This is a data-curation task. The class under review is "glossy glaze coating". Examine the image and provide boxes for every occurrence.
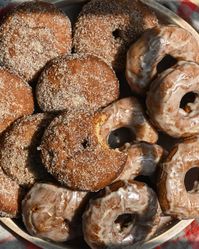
[126,25,199,95]
[157,137,199,219]
[22,183,89,242]
[83,180,160,249]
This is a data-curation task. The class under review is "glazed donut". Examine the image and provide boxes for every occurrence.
[41,111,127,191]
[157,137,199,219]
[73,0,158,71]
[36,54,119,113]
[22,183,89,242]
[0,114,54,188]
[0,167,23,218]
[95,97,158,147]
[0,1,72,82]
[146,61,199,138]
[83,180,160,249]
[0,66,34,134]
[116,142,163,181]
[126,25,199,95]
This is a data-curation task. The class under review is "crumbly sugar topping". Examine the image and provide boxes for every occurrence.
[0,1,72,81]
[0,66,34,133]
[0,166,22,217]
[0,113,54,187]
[36,54,119,113]
[74,0,158,69]
[41,111,126,191]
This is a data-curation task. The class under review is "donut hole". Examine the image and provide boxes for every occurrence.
[156,55,177,74]
[108,127,135,149]
[81,138,90,149]
[180,92,198,113]
[112,29,122,40]
[184,167,199,193]
[114,213,136,232]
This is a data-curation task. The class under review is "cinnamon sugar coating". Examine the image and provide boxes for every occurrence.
[0,1,72,82]
[73,0,158,71]
[36,54,119,113]
[0,167,23,218]
[83,180,160,249]
[41,111,127,191]
[22,183,89,242]
[0,114,54,188]
[0,66,34,134]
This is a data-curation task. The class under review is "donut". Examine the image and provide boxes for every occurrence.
[95,97,158,147]
[22,183,89,242]
[83,180,160,249]
[0,114,54,188]
[126,25,199,95]
[0,167,23,218]
[41,111,127,191]
[157,137,199,219]
[36,54,119,113]
[0,1,72,82]
[116,142,163,181]
[73,0,158,71]
[0,66,34,134]
[146,61,199,138]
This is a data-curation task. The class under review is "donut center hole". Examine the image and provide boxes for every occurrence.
[112,29,122,39]
[81,138,90,149]
[157,55,177,73]
[180,92,198,113]
[108,127,135,149]
[115,214,135,232]
[184,167,199,193]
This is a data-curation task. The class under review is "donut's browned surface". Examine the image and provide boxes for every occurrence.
[146,61,199,138]
[0,67,34,134]
[0,114,55,188]
[36,54,119,113]
[126,25,199,95]
[41,112,127,191]
[95,97,158,146]
[73,0,158,71]
[0,1,72,82]
[0,167,23,218]
[157,137,199,219]
[83,180,160,249]
[22,183,89,242]
[116,143,163,181]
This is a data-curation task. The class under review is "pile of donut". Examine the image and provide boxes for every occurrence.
[0,0,199,248]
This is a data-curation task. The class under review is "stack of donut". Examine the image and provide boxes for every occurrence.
[0,0,198,249]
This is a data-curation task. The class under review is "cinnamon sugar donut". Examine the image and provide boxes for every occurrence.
[0,1,72,82]
[22,183,89,242]
[83,180,160,249]
[126,25,199,95]
[41,111,127,191]
[0,167,23,218]
[0,114,54,188]
[146,61,199,138]
[157,137,199,219]
[95,97,158,147]
[73,0,158,71]
[0,66,34,134]
[36,54,119,113]
[116,143,163,181]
